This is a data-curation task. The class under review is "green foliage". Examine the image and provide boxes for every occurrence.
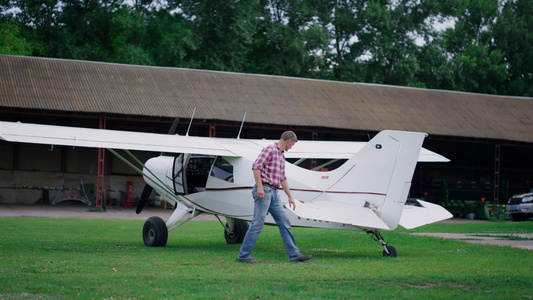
[0,22,33,55]
[416,40,456,90]
[491,0,533,97]
[179,0,261,72]
[452,41,509,94]
[0,217,532,298]
[2,0,532,96]
[145,9,197,68]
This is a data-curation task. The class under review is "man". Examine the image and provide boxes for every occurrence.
[237,131,312,263]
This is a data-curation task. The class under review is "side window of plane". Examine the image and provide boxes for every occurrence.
[210,156,234,183]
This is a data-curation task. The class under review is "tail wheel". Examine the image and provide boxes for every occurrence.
[383,245,397,257]
[143,216,168,247]
[224,219,249,244]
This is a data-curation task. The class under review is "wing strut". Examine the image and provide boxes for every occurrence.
[237,111,247,139]
[186,107,196,136]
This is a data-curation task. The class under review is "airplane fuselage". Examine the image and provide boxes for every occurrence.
[143,151,384,231]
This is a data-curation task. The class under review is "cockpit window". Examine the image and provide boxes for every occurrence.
[210,157,234,182]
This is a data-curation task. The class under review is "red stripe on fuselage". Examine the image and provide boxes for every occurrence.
[205,186,386,196]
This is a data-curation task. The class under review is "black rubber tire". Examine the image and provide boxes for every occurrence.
[383,245,398,257]
[510,214,530,222]
[224,219,249,244]
[143,216,168,247]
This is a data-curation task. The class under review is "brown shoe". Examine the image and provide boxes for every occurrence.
[291,254,312,262]
[238,258,259,264]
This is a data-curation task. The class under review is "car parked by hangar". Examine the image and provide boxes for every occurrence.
[507,188,533,221]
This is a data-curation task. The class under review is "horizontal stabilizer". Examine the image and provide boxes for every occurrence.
[399,200,453,230]
[290,201,390,231]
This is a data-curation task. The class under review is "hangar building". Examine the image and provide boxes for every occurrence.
[1,55,532,215]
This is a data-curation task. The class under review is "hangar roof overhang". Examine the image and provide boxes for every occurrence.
[1,55,532,143]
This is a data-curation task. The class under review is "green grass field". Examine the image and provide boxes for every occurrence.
[0,217,532,299]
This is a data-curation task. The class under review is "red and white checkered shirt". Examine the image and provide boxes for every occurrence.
[252,143,286,187]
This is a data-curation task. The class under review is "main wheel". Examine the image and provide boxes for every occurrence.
[224,219,249,244]
[510,214,529,222]
[383,245,397,257]
[143,216,168,247]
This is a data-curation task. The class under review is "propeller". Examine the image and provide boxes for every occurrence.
[136,184,154,214]
[136,117,180,214]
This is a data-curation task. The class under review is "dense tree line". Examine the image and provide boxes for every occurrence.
[1,0,532,97]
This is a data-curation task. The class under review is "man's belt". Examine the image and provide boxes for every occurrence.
[262,182,278,190]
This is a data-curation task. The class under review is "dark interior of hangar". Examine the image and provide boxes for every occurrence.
[1,109,532,216]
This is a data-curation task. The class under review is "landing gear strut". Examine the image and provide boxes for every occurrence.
[366,230,397,257]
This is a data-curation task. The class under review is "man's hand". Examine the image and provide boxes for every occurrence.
[288,197,296,210]
[257,186,265,199]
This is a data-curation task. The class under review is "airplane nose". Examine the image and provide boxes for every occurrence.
[142,156,172,183]
[143,157,157,177]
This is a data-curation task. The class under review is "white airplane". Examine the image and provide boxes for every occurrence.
[0,120,452,257]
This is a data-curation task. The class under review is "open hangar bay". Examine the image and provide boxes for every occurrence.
[0,55,532,219]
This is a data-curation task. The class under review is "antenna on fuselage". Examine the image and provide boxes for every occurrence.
[237,111,247,139]
[186,107,196,137]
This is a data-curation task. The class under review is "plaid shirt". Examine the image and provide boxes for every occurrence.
[252,143,286,187]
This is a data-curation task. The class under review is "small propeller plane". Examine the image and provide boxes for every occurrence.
[0,120,452,257]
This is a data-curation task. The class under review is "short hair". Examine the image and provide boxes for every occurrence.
[280,131,298,142]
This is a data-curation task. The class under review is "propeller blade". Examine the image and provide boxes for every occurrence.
[168,117,180,135]
[161,117,180,157]
[136,184,153,214]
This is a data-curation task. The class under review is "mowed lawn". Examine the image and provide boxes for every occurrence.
[0,217,532,299]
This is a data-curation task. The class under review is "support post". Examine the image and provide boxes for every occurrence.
[493,144,500,219]
[209,122,216,137]
[96,114,106,211]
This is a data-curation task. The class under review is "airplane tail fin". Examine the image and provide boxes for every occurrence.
[292,130,430,230]
[372,131,428,230]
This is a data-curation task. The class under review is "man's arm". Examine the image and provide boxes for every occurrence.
[253,169,265,199]
[281,180,296,210]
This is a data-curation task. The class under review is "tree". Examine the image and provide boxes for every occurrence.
[0,22,33,55]
[109,6,153,65]
[492,0,533,96]
[452,41,508,94]
[353,0,429,86]
[48,0,117,61]
[144,9,197,68]
[418,0,509,94]
[310,0,364,81]
[416,39,455,90]
[245,0,327,77]
[7,0,63,56]
[178,0,261,72]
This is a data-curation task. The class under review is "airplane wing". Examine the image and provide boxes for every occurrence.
[0,121,447,162]
[0,121,239,157]
[399,200,453,229]
[290,200,391,231]
[252,140,449,162]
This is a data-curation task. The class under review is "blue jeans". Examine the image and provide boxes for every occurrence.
[238,185,301,260]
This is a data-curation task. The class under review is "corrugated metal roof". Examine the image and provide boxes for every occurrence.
[1,55,532,143]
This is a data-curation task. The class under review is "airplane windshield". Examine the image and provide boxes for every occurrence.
[186,155,215,193]
[210,157,234,182]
